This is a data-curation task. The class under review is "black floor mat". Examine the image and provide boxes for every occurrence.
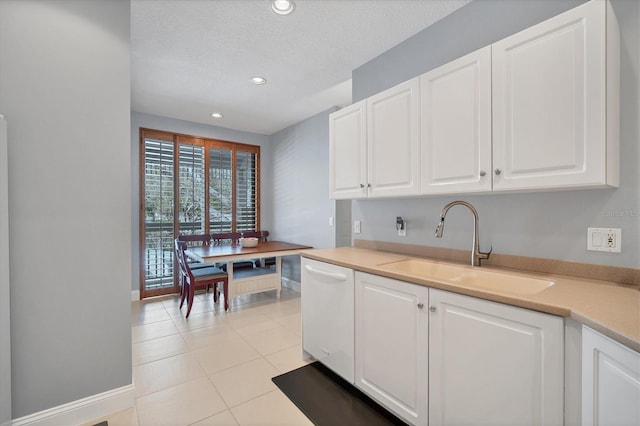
[272,362,407,426]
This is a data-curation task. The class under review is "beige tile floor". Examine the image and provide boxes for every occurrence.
[84,288,313,426]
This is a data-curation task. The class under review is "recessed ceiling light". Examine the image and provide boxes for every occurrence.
[250,76,267,85]
[271,0,295,16]
[210,112,223,119]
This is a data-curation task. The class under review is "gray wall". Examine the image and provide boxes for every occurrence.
[130,112,271,293]
[350,0,639,269]
[267,107,339,282]
[335,199,352,248]
[0,0,132,419]
[353,0,587,99]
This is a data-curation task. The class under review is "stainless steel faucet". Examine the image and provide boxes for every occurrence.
[435,201,492,266]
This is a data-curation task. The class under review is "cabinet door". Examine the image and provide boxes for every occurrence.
[329,101,367,199]
[421,46,492,194]
[582,326,640,426]
[367,78,421,198]
[301,258,355,382]
[429,289,564,426]
[492,0,618,191]
[355,272,428,425]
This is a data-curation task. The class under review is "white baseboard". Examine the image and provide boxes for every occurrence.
[131,290,140,301]
[10,384,134,426]
[281,277,301,292]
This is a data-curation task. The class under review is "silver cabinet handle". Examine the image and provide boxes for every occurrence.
[417,302,424,309]
[494,168,502,176]
[429,306,437,313]
[479,170,486,177]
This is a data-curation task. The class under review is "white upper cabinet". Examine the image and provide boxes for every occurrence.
[329,79,420,199]
[329,101,367,199]
[492,0,619,191]
[330,0,619,198]
[367,78,421,198]
[421,46,492,194]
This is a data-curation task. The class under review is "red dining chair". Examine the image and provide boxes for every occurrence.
[210,232,241,245]
[211,232,254,271]
[240,230,268,239]
[242,230,274,268]
[175,239,229,316]
[177,233,212,269]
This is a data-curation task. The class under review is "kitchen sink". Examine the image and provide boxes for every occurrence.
[376,259,468,281]
[377,259,554,295]
[448,270,555,295]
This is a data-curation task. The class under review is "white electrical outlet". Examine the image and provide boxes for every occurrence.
[398,224,406,237]
[329,216,334,227]
[587,227,621,253]
[354,220,361,234]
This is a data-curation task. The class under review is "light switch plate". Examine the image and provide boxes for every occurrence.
[354,220,361,234]
[587,227,621,253]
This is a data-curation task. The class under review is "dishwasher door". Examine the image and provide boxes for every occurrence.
[301,257,354,383]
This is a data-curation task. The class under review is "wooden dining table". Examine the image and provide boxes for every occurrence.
[185,241,311,308]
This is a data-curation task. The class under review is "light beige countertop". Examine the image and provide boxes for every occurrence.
[301,247,640,353]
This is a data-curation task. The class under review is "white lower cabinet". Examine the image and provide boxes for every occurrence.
[301,258,355,383]
[305,264,570,426]
[428,288,564,426]
[355,272,429,425]
[582,326,640,426]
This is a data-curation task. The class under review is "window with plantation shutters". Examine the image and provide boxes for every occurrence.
[139,129,260,298]
[236,150,258,232]
[209,147,233,233]
[179,144,205,235]
[143,136,175,293]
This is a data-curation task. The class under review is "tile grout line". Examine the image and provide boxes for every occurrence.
[130,290,305,425]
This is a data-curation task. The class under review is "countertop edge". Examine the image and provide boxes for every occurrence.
[300,248,640,353]
[570,311,640,353]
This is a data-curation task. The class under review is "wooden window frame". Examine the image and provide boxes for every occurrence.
[139,128,261,299]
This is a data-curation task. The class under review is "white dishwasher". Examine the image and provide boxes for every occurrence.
[301,257,354,383]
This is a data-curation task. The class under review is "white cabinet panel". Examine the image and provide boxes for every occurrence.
[492,0,619,191]
[582,326,640,426]
[421,46,492,194]
[355,272,428,425]
[329,79,420,200]
[367,78,421,198]
[329,101,367,199]
[301,258,354,382]
[429,289,564,426]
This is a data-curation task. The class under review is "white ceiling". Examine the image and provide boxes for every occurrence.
[131,0,471,135]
